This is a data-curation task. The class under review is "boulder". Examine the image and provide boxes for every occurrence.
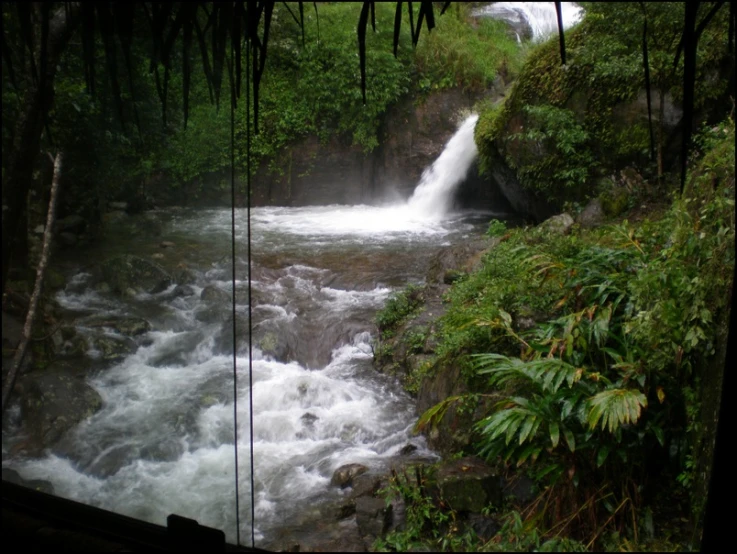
[92,335,137,363]
[17,371,103,450]
[100,255,172,295]
[330,463,368,489]
[355,496,392,538]
[433,456,501,513]
[538,213,574,235]
[577,198,605,228]
[200,285,231,304]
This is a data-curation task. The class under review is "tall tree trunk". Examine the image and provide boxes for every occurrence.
[2,5,79,298]
[2,152,63,413]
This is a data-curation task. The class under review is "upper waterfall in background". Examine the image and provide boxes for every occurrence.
[472,2,583,42]
[406,114,480,219]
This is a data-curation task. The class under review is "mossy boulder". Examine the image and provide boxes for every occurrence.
[100,255,172,295]
[17,371,103,451]
[432,456,501,513]
[600,187,630,217]
[475,6,731,220]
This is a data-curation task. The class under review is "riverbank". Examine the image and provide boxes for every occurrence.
[370,117,734,551]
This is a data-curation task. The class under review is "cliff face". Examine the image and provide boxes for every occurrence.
[249,86,511,210]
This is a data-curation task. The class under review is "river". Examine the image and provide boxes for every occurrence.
[2,114,515,548]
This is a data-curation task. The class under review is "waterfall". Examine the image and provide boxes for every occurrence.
[406,113,479,219]
[472,2,583,41]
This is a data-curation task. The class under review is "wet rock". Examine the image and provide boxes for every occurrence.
[201,285,231,304]
[539,212,574,235]
[92,335,137,363]
[355,496,392,538]
[80,315,151,337]
[172,267,197,286]
[300,412,319,427]
[111,317,151,337]
[3,468,55,495]
[160,241,175,248]
[172,284,195,298]
[427,238,492,286]
[399,443,418,456]
[100,255,172,295]
[434,456,501,513]
[17,371,103,450]
[148,331,204,367]
[213,313,250,354]
[331,463,369,489]
[350,474,382,500]
[56,334,89,360]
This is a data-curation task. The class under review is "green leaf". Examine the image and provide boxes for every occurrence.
[549,421,560,448]
[596,445,610,467]
[562,426,576,452]
[586,389,648,433]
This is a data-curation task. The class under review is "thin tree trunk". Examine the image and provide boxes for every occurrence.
[2,152,63,413]
[2,5,79,298]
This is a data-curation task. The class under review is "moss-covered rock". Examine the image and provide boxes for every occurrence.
[100,255,172,295]
[17,371,103,452]
[475,4,733,220]
[432,456,501,513]
[600,187,630,217]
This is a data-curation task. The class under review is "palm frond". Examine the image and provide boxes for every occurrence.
[586,388,648,433]
[474,353,582,393]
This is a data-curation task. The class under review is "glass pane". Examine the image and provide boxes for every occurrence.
[3,197,244,542]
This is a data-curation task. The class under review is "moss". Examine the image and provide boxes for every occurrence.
[600,187,629,217]
[475,6,731,211]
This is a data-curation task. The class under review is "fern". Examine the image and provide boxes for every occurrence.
[586,388,647,433]
[473,353,582,393]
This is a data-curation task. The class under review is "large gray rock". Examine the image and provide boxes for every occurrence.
[355,496,392,539]
[17,371,103,450]
[100,255,172,295]
[538,213,575,235]
[331,463,369,489]
[577,198,605,228]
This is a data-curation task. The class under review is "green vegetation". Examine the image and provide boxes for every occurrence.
[3,2,524,218]
[375,284,425,339]
[475,2,733,210]
[409,116,734,549]
[414,4,523,93]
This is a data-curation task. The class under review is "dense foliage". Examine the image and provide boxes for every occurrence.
[475,2,733,210]
[402,117,734,550]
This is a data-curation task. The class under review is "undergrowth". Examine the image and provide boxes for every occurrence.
[412,117,734,550]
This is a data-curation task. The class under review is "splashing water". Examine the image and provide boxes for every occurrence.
[473,2,583,42]
[406,114,480,219]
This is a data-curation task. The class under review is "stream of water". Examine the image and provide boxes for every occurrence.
[3,115,511,547]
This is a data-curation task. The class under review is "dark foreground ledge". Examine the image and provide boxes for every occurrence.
[2,480,264,552]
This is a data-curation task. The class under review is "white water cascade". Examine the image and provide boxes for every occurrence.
[406,113,480,219]
[473,2,583,42]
